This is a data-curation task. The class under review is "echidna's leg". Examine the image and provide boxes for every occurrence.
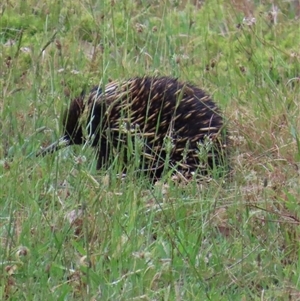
[96,141,111,170]
[96,152,106,169]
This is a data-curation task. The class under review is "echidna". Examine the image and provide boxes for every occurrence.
[38,76,228,178]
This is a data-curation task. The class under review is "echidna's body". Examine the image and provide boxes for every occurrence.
[39,76,228,178]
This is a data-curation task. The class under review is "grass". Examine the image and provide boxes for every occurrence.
[1,0,300,299]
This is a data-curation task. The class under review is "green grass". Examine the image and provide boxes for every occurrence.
[1,0,300,299]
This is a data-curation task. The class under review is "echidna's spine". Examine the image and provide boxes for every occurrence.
[81,76,227,176]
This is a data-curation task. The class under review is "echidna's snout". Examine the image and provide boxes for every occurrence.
[37,93,86,158]
[36,136,70,157]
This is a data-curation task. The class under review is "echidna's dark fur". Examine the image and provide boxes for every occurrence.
[40,76,228,178]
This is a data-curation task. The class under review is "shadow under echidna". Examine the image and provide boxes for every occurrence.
[37,76,228,179]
